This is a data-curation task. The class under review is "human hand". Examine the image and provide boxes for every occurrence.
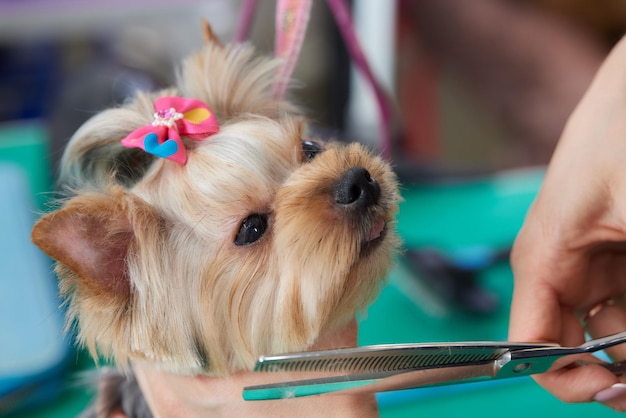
[509,35,626,411]
[127,319,378,418]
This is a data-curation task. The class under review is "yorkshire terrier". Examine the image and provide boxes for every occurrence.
[31,23,400,417]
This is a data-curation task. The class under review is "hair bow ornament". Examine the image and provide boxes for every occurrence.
[121,96,219,164]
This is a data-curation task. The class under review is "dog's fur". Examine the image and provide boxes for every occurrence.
[32,26,400,417]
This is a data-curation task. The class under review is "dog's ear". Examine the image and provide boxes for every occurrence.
[31,190,149,301]
[202,18,222,47]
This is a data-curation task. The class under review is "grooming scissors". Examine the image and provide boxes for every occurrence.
[243,331,626,400]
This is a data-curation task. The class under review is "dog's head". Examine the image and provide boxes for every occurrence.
[32,28,400,376]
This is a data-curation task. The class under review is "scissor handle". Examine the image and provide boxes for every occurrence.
[580,330,626,353]
[499,330,626,378]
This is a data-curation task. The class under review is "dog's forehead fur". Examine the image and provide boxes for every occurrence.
[135,116,303,240]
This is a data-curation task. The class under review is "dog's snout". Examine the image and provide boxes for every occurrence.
[334,167,380,208]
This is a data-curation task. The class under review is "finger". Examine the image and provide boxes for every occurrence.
[508,225,570,344]
[594,382,626,412]
[534,361,620,403]
[586,299,626,412]
[524,311,605,403]
[584,300,626,361]
[508,277,562,343]
[534,300,626,410]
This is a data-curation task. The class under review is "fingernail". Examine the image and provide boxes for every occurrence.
[594,383,626,403]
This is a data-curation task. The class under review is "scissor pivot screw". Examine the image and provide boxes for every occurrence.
[513,363,532,373]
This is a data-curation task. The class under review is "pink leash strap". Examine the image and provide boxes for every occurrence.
[233,0,257,43]
[272,0,313,99]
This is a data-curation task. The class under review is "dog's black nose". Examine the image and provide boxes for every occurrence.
[334,167,380,209]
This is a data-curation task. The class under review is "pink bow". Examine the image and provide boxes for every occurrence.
[121,96,219,164]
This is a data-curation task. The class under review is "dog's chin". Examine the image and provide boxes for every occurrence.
[360,218,388,258]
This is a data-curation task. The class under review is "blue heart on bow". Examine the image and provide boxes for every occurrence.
[143,132,178,159]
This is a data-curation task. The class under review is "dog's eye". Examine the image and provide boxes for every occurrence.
[235,214,268,246]
[302,140,323,161]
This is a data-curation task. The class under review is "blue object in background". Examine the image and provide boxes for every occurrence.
[0,164,70,414]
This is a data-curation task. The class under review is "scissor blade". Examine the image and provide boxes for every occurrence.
[243,361,503,400]
[253,342,544,374]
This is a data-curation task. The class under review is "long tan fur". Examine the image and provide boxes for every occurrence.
[32,29,400,377]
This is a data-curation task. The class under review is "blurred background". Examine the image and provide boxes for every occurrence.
[1,0,625,417]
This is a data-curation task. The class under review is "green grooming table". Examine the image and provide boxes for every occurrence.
[359,169,621,417]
